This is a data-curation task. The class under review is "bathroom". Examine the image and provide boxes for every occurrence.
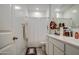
[0,4,79,55]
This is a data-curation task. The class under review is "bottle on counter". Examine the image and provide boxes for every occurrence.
[70,31,73,37]
[60,27,64,36]
[75,32,79,39]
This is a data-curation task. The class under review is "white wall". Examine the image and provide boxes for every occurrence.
[0,5,16,55]
[0,4,27,55]
[0,5,12,31]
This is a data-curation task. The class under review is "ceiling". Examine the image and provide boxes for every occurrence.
[12,4,75,17]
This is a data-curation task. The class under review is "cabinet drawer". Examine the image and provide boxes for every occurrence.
[54,46,64,55]
[53,38,64,51]
[65,44,79,55]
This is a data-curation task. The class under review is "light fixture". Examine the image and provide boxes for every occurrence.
[15,6,21,10]
[55,8,60,12]
[34,12,40,15]
[33,12,41,17]
[36,8,39,10]
[72,9,77,13]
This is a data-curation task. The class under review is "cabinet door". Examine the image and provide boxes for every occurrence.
[53,38,64,51]
[48,42,53,55]
[54,46,64,55]
[65,44,79,55]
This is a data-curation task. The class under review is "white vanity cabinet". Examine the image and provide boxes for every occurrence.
[46,37,53,55]
[65,44,79,55]
[53,38,64,51]
[54,46,64,55]
[46,34,79,55]
[46,36,64,55]
[53,39,64,55]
